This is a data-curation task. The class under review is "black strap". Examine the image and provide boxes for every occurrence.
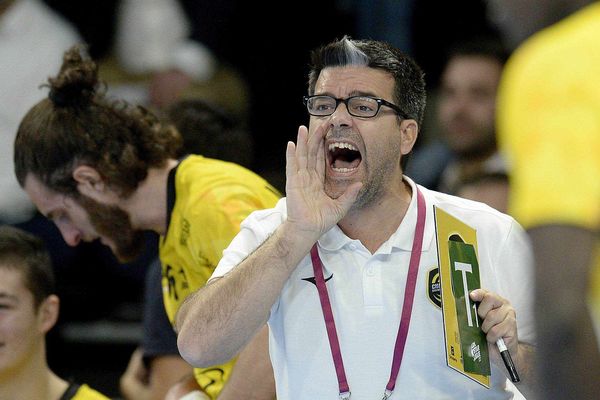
[165,157,187,236]
[59,382,81,400]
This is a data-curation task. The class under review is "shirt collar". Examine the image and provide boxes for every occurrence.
[317,176,435,254]
[384,176,434,253]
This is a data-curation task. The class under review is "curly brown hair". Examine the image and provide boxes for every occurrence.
[14,45,182,198]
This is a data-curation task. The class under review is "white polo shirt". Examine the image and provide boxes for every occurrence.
[212,177,534,400]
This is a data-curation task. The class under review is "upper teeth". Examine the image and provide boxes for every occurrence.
[329,142,358,151]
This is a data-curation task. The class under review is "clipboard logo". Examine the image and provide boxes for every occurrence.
[426,267,442,308]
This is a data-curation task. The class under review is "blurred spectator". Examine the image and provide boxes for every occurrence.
[455,171,509,214]
[44,0,246,125]
[491,0,600,398]
[0,0,81,224]
[115,0,216,109]
[406,36,509,194]
[0,225,109,400]
[167,99,254,168]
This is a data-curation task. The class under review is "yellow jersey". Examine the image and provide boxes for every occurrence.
[159,155,280,398]
[62,383,109,400]
[497,2,600,322]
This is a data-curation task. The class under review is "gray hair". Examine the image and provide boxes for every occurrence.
[307,36,426,125]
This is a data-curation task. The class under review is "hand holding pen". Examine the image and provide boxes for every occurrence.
[469,289,521,382]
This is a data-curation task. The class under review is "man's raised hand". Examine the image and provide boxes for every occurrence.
[285,124,361,239]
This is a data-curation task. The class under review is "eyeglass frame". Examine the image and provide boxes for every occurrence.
[302,95,411,119]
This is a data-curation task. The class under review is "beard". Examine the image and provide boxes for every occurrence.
[445,115,497,159]
[77,195,145,263]
[324,126,402,212]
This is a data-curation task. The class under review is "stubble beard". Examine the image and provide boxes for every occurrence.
[446,116,496,159]
[350,167,384,212]
[325,161,385,214]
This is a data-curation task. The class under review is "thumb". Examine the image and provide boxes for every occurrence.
[469,288,487,303]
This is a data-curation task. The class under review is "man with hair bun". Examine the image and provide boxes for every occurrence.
[14,46,278,399]
[0,225,109,400]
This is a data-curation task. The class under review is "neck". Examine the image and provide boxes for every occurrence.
[0,347,67,400]
[338,178,413,253]
[455,146,497,172]
[122,159,179,235]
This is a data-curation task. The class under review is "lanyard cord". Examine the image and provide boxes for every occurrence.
[310,187,426,399]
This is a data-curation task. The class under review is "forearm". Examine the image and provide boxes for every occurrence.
[176,222,318,366]
[119,348,151,400]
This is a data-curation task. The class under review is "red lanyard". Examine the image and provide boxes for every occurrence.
[310,187,426,400]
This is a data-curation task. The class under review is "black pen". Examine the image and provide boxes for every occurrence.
[496,338,520,382]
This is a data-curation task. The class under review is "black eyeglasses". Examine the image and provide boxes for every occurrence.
[303,95,409,119]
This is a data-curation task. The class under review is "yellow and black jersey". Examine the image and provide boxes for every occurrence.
[60,383,109,400]
[159,155,280,398]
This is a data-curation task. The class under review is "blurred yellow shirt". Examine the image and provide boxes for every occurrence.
[497,2,600,323]
[69,383,109,400]
[159,155,280,398]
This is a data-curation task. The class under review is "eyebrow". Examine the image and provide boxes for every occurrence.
[348,89,379,98]
[44,209,59,221]
[315,90,381,98]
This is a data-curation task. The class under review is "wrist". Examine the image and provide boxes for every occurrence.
[278,220,322,248]
[267,222,321,274]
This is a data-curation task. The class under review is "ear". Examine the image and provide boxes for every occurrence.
[38,295,60,334]
[400,120,419,156]
[73,165,106,199]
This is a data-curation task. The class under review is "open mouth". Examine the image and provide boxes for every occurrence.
[328,142,362,173]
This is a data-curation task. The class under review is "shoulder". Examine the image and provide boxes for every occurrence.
[176,155,281,212]
[70,383,110,400]
[176,155,252,183]
[240,197,288,230]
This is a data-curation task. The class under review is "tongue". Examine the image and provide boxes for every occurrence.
[333,158,361,169]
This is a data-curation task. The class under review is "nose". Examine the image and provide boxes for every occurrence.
[57,223,82,247]
[448,92,471,113]
[329,101,353,128]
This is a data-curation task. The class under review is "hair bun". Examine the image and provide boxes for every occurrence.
[48,45,98,108]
